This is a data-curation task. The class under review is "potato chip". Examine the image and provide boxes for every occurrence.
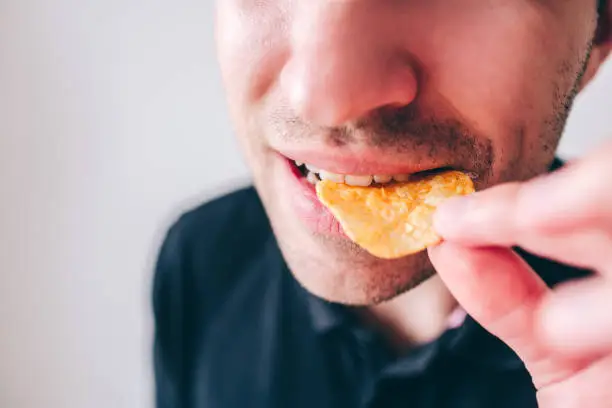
[316,170,475,259]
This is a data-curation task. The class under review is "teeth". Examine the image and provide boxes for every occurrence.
[393,174,411,182]
[305,163,320,173]
[298,161,413,187]
[319,170,345,183]
[345,175,373,187]
[306,171,319,185]
[373,174,393,184]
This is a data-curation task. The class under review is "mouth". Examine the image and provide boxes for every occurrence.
[292,159,461,187]
[277,151,475,238]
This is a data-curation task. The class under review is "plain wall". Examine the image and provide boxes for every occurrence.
[0,2,610,407]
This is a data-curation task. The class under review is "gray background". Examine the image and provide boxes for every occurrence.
[0,1,610,407]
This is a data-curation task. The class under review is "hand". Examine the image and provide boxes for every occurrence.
[428,140,612,407]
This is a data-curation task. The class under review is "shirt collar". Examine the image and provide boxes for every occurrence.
[304,293,348,333]
[299,251,590,376]
[298,246,590,372]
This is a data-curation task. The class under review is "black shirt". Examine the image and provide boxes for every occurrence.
[153,162,588,408]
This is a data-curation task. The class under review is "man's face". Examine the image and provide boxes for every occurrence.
[215,0,601,304]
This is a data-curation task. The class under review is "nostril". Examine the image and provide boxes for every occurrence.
[383,65,419,107]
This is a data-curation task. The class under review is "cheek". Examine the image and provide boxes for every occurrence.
[215,0,291,176]
[413,4,594,180]
[215,1,288,109]
[430,14,563,136]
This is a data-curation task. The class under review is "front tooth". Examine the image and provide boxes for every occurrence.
[295,161,304,167]
[374,174,393,184]
[307,171,319,185]
[319,170,345,183]
[393,174,410,182]
[305,163,320,173]
[345,175,373,187]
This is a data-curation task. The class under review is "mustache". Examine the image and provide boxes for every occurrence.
[272,104,494,171]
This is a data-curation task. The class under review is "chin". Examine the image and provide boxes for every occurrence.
[272,217,436,305]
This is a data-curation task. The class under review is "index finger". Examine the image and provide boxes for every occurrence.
[432,143,612,269]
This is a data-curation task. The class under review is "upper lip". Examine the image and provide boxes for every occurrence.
[277,148,460,176]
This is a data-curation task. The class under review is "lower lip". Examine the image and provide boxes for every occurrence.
[278,155,348,237]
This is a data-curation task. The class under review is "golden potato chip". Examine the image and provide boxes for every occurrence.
[316,171,475,259]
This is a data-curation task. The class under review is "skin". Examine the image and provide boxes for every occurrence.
[215,0,605,304]
[215,0,612,404]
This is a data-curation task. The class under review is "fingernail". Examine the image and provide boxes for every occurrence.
[433,196,473,237]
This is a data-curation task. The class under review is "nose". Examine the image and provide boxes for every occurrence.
[280,2,418,127]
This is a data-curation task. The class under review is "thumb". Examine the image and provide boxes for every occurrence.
[428,243,592,388]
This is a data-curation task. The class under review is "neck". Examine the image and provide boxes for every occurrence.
[357,276,459,354]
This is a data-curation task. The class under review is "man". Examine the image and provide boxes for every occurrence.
[154,1,612,407]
